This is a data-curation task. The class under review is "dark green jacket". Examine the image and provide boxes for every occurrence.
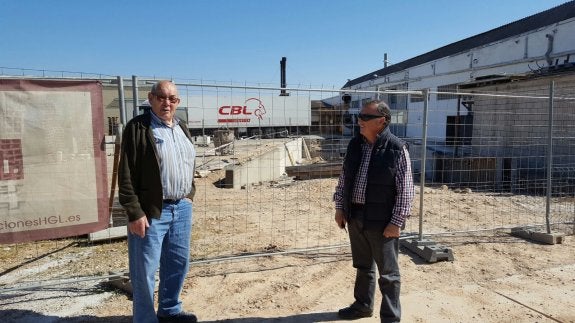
[118,113,196,222]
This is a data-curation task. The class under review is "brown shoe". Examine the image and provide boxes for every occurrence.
[338,305,373,320]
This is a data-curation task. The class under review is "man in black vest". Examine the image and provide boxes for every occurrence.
[334,100,414,322]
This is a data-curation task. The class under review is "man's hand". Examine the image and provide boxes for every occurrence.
[334,209,347,230]
[128,216,149,238]
[383,223,401,238]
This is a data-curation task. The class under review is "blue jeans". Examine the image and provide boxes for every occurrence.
[128,199,193,323]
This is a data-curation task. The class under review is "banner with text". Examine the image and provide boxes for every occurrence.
[0,79,108,243]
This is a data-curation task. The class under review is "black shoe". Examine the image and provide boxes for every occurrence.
[157,311,198,323]
[338,306,373,320]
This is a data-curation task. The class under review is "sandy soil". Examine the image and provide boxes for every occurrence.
[1,143,574,322]
[83,233,574,323]
[5,240,574,323]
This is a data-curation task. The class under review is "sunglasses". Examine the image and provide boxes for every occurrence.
[357,113,385,121]
[154,93,179,104]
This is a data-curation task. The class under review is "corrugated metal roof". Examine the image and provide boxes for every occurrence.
[342,1,575,88]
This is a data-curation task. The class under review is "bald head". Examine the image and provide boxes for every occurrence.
[148,80,180,125]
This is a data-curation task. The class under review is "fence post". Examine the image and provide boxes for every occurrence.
[545,80,554,234]
[419,89,429,241]
[132,75,139,119]
[401,88,454,262]
[117,76,127,125]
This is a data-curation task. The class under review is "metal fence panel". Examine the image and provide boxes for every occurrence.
[0,71,573,293]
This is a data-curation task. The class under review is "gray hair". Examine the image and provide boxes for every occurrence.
[150,82,161,95]
[150,80,176,95]
[365,100,391,122]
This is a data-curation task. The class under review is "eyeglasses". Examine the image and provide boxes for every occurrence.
[153,93,179,103]
[357,113,385,121]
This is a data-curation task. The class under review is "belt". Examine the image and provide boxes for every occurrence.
[163,199,181,204]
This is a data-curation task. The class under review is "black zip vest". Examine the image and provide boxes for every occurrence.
[342,127,406,224]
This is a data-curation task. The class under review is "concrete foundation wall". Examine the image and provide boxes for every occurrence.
[225,138,303,189]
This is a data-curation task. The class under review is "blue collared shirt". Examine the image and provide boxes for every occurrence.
[150,112,196,200]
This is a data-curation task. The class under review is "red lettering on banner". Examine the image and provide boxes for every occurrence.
[218,118,250,123]
[230,106,242,115]
[218,106,253,115]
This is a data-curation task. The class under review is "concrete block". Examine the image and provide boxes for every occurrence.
[88,225,127,242]
[510,227,565,245]
[402,238,454,263]
[225,138,302,189]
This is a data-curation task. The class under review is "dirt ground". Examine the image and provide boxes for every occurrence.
[2,241,574,323]
[1,141,574,322]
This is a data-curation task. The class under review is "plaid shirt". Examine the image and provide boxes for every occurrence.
[334,139,414,227]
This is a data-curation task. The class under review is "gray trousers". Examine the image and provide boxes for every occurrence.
[348,207,401,323]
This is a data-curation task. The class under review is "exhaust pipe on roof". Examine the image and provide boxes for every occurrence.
[280,57,289,96]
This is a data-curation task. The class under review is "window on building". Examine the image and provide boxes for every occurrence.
[391,110,406,124]
[446,114,473,145]
[437,84,459,100]
[383,83,408,109]
[410,92,423,102]
[389,92,397,105]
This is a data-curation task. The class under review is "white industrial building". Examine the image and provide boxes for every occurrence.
[327,1,575,143]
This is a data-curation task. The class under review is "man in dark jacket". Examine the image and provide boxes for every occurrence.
[334,100,414,322]
[119,80,197,323]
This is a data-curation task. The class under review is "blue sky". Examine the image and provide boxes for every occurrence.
[0,0,569,88]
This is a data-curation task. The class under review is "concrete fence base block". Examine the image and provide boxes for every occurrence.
[105,272,132,295]
[510,227,565,245]
[401,238,454,263]
[88,225,127,242]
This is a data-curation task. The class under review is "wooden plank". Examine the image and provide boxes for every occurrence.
[284,143,295,166]
[285,162,343,179]
[302,139,312,159]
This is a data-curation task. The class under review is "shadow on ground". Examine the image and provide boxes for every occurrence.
[0,309,341,323]
[0,310,131,323]
[202,311,339,322]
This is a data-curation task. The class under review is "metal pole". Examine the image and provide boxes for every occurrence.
[117,76,127,125]
[132,75,139,118]
[108,123,123,228]
[455,95,461,156]
[545,81,554,234]
[419,89,429,241]
[114,77,126,209]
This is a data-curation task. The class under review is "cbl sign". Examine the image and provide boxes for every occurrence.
[218,105,251,115]
[218,98,266,122]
